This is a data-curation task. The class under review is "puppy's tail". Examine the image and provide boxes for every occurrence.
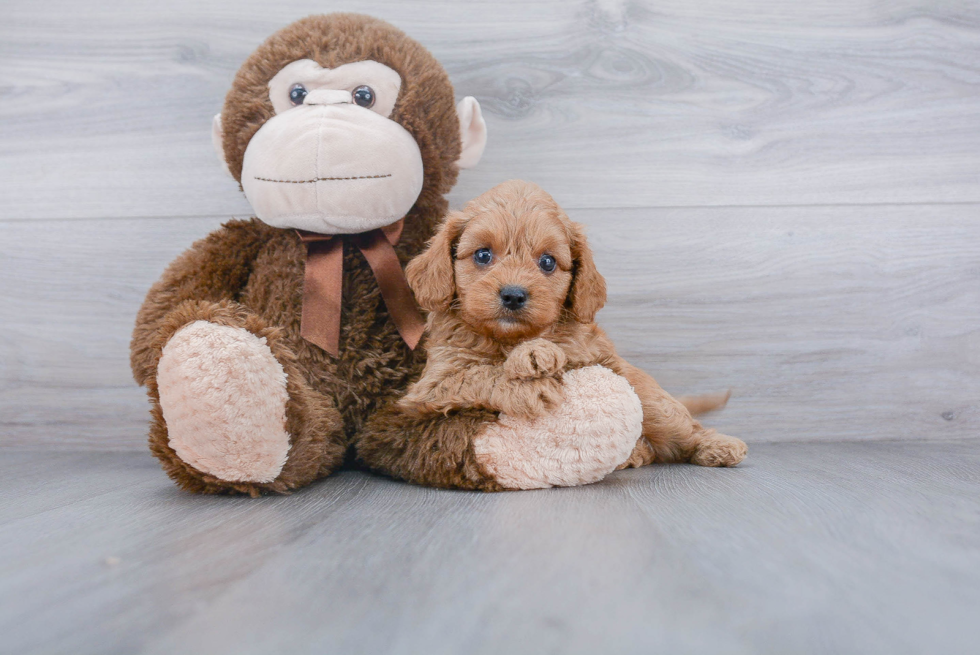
[678,390,731,416]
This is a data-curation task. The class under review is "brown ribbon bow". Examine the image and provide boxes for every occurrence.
[296,219,425,356]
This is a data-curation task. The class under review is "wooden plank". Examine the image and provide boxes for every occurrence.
[0,216,227,449]
[1,0,979,219]
[1,441,979,653]
[0,451,160,526]
[581,205,980,443]
[1,204,976,449]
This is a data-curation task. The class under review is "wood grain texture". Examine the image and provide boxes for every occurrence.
[1,441,978,654]
[0,216,226,449]
[584,205,980,442]
[1,205,977,449]
[1,0,979,219]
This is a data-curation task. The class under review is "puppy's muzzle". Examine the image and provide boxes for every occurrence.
[499,285,528,312]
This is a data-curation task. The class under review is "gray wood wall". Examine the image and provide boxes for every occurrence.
[2,0,978,449]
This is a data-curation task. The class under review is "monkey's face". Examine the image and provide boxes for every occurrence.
[215,16,487,236]
[235,59,423,234]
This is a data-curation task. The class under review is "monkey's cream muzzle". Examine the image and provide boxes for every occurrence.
[213,58,487,236]
[240,101,424,234]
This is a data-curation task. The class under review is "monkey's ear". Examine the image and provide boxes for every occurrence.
[406,212,469,312]
[455,97,487,169]
[211,113,233,178]
[567,221,607,323]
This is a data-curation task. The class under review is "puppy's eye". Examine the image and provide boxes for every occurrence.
[352,85,376,108]
[538,254,557,273]
[473,248,493,266]
[289,84,308,106]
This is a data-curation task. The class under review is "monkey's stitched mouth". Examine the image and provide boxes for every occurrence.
[253,173,392,184]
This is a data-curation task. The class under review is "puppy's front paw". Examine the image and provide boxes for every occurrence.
[493,376,564,419]
[504,338,567,381]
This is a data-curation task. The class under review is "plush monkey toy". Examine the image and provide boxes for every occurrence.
[131,14,489,494]
[131,13,667,495]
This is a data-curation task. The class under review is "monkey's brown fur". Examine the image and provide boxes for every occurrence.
[131,14,476,495]
[358,181,747,487]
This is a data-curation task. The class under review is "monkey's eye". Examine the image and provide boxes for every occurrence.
[352,85,376,108]
[289,84,308,106]
[473,248,493,266]
[538,254,557,273]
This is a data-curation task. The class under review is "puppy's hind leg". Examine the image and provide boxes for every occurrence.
[688,427,748,467]
[617,361,746,468]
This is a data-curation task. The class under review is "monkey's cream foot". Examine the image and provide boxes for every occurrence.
[157,320,291,483]
[689,429,748,467]
[473,366,643,489]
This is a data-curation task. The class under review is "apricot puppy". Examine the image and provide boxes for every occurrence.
[401,180,747,469]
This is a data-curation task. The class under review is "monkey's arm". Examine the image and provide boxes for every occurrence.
[357,402,505,491]
[129,219,271,386]
[363,358,512,491]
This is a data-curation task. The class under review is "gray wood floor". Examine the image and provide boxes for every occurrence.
[2,440,979,654]
[2,1,979,652]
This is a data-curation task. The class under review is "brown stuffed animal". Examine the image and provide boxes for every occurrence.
[130,14,488,495]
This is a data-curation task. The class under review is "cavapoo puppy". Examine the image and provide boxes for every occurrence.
[399,180,747,470]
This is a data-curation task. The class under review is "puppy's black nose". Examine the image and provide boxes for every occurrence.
[499,285,528,311]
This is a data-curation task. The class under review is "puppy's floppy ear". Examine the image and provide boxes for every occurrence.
[407,211,468,312]
[567,221,607,323]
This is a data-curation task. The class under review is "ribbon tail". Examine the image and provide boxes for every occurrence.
[301,238,344,356]
[357,229,426,350]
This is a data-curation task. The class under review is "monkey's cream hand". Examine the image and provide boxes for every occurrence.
[473,366,644,489]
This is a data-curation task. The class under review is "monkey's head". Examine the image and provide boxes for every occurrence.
[212,14,486,235]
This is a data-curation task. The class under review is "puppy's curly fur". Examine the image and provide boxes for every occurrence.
[400,180,747,469]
